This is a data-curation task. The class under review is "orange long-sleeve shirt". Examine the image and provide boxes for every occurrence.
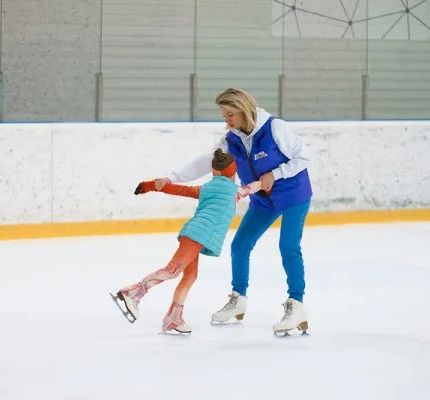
[140,181,201,199]
[138,180,262,202]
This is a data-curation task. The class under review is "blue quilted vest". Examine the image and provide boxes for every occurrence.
[178,176,238,257]
[226,117,312,213]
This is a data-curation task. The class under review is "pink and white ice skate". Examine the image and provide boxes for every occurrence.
[110,281,148,323]
[162,302,192,334]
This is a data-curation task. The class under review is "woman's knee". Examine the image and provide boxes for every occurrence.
[231,239,252,254]
[279,236,302,254]
[231,235,254,255]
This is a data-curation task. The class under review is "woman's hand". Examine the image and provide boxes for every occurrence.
[260,172,275,191]
[154,178,171,190]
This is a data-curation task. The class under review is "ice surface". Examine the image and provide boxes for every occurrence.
[1,222,429,400]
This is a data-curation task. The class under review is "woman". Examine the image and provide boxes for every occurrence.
[155,88,312,335]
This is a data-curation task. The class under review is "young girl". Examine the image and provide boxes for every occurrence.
[112,149,261,334]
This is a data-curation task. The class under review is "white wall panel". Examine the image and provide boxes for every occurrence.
[1,121,429,225]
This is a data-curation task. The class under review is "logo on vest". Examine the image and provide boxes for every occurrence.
[254,151,268,160]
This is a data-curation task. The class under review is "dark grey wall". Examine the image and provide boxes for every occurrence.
[1,0,101,121]
[0,0,429,122]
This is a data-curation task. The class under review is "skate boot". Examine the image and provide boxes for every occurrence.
[211,291,247,324]
[112,280,149,322]
[162,302,192,334]
[273,298,309,337]
[116,290,140,320]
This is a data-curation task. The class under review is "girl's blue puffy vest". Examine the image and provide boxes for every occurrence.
[178,176,238,257]
[226,117,312,213]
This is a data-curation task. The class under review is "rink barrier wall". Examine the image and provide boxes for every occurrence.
[1,209,430,240]
[1,121,430,240]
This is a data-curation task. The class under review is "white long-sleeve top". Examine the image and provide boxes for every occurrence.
[167,108,310,183]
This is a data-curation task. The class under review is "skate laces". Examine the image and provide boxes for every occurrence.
[124,281,148,301]
[220,294,238,312]
[281,301,294,320]
[166,302,185,326]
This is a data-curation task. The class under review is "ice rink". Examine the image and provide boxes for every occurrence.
[1,221,430,400]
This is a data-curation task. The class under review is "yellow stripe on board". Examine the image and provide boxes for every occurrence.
[1,208,430,241]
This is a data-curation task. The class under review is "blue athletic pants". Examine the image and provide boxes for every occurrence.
[231,200,310,302]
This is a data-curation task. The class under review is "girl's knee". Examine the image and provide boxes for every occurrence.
[182,261,198,281]
[185,268,198,282]
[188,272,198,284]
[162,263,182,279]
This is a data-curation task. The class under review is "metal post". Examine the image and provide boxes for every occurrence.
[361,73,368,120]
[95,72,103,122]
[362,0,369,121]
[0,72,4,122]
[189,73,197,121]
[0,0,3,122]
[278,74,285,119]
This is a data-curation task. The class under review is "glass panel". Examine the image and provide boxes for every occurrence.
[276,0,368,120]
[366,0,430,119]
[195,0,282,121]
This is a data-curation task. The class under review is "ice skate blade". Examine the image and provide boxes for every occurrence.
[274,330,309,338]
[158,330,191,337]
[210,320,242,327]
[109,292,136,324]
[174,327,192,334]
[210,313,245,326]
[273,321,309,337]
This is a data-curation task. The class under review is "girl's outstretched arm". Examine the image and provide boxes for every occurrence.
[134,181,201,199]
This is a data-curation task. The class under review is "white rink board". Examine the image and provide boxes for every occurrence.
[1,121,430,224]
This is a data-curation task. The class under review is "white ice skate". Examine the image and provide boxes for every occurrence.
[162,302,192,335]
[211,291,247,324]
[110,291,140,323]
[273,298,309,337]
[163,322,193,335]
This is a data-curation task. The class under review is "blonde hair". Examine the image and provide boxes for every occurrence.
[215,88,258,133]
